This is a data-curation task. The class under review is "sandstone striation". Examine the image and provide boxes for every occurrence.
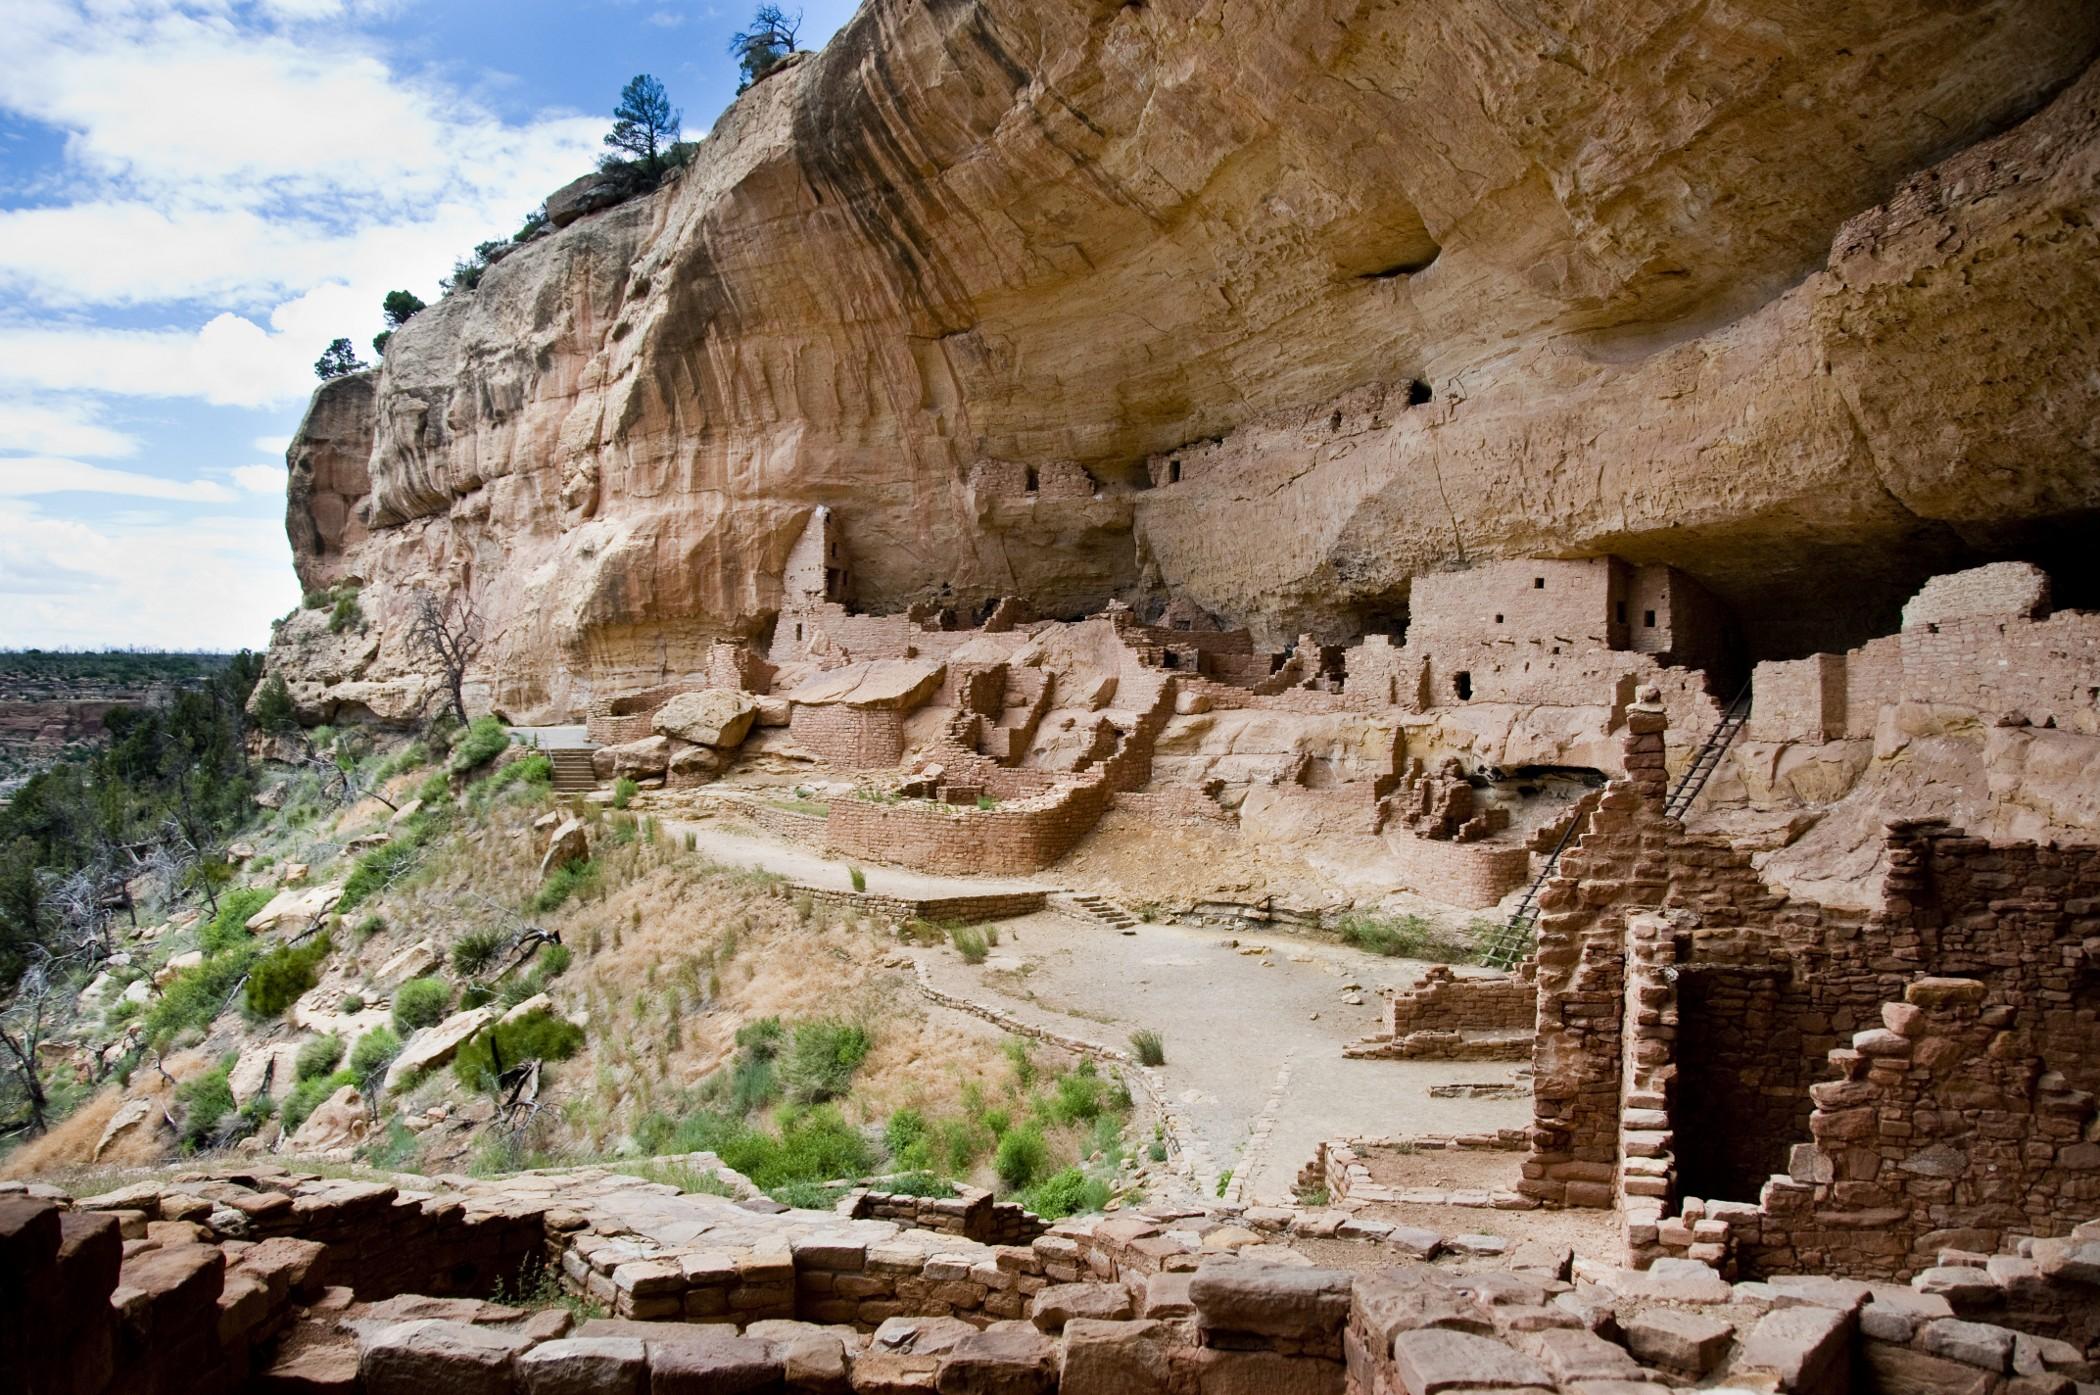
[266,0,2100,724]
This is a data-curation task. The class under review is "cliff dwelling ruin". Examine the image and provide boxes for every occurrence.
[13,0,2100,1392]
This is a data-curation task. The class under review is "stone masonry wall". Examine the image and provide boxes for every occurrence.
[789,704,908,769]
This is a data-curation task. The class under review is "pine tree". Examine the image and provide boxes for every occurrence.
[313,338,367,380]
[605,74,681,177]
[730,5,802,92]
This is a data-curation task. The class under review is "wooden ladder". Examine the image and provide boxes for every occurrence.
[1661,684,1753,822]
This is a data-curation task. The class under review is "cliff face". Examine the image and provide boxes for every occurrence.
[271,0,2100,723]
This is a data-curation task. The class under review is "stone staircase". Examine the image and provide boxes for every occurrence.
[1056,891,1141,932]
[548,748,599,793]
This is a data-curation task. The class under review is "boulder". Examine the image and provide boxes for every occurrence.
[653,690,759,748]
[288,1086,370,1153]
[785,659,944,711]
[541,818,590,880]
[384,1006,499,1088]
[1731,1306,1854,1393]
[389,798,425,825]
[155,951,204,986]
[592,736,669,780]
[246,883,342,932]
[371,939,441,989]
[228,1042,305,1106]
[742,1320,849,1394]
[667,744,722,779]
[753,696,792,728]
[545,167,645,228]
[93,1098,156,1161]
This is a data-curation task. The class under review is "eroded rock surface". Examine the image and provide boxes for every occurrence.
[265,0,2100,722]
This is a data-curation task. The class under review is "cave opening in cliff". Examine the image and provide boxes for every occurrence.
[1406,380,1432,405]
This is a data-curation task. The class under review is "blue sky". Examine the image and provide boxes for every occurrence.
[0,0,859,651]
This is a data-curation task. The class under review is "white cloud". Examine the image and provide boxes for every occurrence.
[253,435,294,455]
[0,455,237,501]
[0,1,606,400]
[0,498,297,649]
[228,464,285,494]
[0,397,139,457]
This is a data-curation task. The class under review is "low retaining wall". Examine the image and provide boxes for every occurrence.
[1346,964,1538,1059]
[846,1185,1048,1247]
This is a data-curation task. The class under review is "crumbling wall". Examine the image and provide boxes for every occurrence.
[789,703,909,768]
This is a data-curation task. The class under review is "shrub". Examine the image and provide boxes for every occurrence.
[884,1108,928,1162]
[453,1009,585,1091]
[782,1019,870,1104]
[348,1025,402,1079]
[200,887,273,956]
[994,1126,1050,1190]
[328,588,362,634]
[1047,1062,1105,1124]
[251,673,298,734]
[533,859,599,912]
[473,753,551,802]
[449,715,512,774]
[461,983,497,1009]
[663,1104,876,1198]
[175,1058,239,1153]
[295,1033,344,1082]
[848,866,866,893]
[452,928,507,977]
[340,991,366,1013]
[392,976,453,1033]
[1129,1029,1165,1067]
[1021,1167,1108,1220]
[726,1051,779,1115]
[612,777,638,809]
[949,924,988,964]
[245,934,331,1019]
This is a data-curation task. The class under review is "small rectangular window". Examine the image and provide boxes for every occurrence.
[1494,613,1504,624]
[1615,600,1627,624]
[1533,577,1545,589]
[1643,610,1657,628]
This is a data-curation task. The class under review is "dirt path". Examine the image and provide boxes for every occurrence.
[913,914,1531,1205]
[655,815,1045,903]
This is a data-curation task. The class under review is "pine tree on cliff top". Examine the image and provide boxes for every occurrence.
[606,74,681,177]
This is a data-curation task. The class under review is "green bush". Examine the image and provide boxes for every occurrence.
[452,928,507,977]
[200,887,273,956]
[1129,1029,1165,1067]
[884,1108,928,1162]
[392,976,453,1033]
[452,1009,585,1091]
[612,777,638,809]
[245,934,331,1019]
[533,858,599,912]
[348,1025,402,1079]
[1003,1037,1036,1087]
[328,588,362,633]
[473,753,551,803]
[848,866,866,893]
[462,983,498,1009]
[174,1058,238,1153]
[1020,1166,1108,1220]
[448,715,512,774]
[948,924,988,964]
[994,1125,1050,1190]
[782,1019,871,1104]
[340,992,366,1013]
[658,1103,876,1201]
[141,888,275,1049]
[251,673,298,734]
[295,1033,344,1081]
[1046,1062,1105,1124]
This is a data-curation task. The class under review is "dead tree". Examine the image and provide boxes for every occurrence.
[0,953,59,1137]
[405,587,484,729]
